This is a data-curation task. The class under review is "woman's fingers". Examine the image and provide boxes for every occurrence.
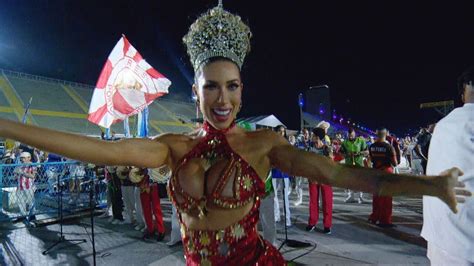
[455,188,472,197]
[456,197,466,204]
[455,181,466,188]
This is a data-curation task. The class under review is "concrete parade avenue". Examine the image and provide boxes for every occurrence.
[1,185,427,266]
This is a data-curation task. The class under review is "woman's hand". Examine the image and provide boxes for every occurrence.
[436,167,471,213]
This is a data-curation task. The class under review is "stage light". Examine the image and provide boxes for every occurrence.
[298,93,304,107]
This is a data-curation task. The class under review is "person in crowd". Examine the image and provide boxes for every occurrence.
[100,165,114,219]
[104,165,124,224]
[306,128,334,234]
[409,136,424,175]
[139,167,166,241]
[272,125,292,227]
[368,128,398,227]
[259,170,277,246]
[14,152,37,220]
[117,166,136,225]
[331,133,344,163]
[293,128,311,206]
[133,178,146,232]
[0,3,469,264]
[415,123,435,174]
[341,128,369,203]
[386,130,401,169]
[421,66,474,265]
[316,121,331,144]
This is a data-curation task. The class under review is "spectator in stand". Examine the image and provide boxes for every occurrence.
[368,128,398,227]
[14,152,37,220]
[306,127,334,234]
[421,66,474,265]
[341,128,369,203]
[415,124,435,174]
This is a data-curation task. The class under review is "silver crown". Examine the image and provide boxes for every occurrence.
[183,2,252,71]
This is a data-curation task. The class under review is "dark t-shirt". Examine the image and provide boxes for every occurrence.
[417,132,432,160]
[369,141,397,169]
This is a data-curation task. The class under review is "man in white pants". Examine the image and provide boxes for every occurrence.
[272,169,291,227]
[134,186,146,231]
[117,166,136,225]
[167,204,182,246]
[421,67,474,265]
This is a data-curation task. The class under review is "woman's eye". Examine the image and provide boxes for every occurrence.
[228,83,239,90]
[203,84,217,90]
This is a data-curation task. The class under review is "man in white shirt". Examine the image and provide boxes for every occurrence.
[421,66,474,265]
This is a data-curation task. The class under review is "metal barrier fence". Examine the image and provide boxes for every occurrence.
[0,161,107,222]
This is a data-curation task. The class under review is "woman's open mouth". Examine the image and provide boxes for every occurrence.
[211,108,232,122]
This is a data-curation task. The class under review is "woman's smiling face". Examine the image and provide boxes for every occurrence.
[193,59,243,130]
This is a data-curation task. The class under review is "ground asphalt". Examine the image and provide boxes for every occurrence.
[0,186,428,265]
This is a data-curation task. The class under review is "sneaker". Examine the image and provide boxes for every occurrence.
[156,232,165,242]
[134,225,144,231]
[99,211,110,218]
[294,198,303,206]
[344,196,356,203]
[305,225,316,232]
[166,239,182,247]
[377,223,396,228]
[323,227,332,235]
[142,232,154,241]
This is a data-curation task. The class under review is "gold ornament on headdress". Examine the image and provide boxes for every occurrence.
[183,0,252,71]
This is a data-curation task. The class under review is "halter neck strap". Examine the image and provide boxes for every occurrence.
[202,120,236,135]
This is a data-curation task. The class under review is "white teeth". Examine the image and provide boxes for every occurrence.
[214,109,231,116]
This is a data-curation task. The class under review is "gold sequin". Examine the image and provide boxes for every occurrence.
[216,230,225,241]
[200,232,210,246]
[187,239,194,253]
[242,175,252,191]
[231,224,245,240]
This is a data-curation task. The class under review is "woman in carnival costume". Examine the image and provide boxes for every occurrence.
[0,2,470,265]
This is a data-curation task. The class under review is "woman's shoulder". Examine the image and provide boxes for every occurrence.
[150,132,199,150]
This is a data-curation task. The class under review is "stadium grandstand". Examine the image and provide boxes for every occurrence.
[0,68,197,137]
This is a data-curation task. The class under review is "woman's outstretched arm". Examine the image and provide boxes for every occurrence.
[267,132,470,213]
[0,119,169,168]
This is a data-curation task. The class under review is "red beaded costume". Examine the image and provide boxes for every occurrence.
[169,122,286,265]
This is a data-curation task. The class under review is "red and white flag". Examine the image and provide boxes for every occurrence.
[88,35,171,128]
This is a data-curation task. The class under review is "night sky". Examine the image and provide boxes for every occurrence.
[1,1,473,136]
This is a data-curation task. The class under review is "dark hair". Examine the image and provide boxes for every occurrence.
[457,66,474,96]
[275,125,287,138]
[376,126,387,132]
[312,127,326,141]
[348,127,355,134]
[194,57,240,83]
